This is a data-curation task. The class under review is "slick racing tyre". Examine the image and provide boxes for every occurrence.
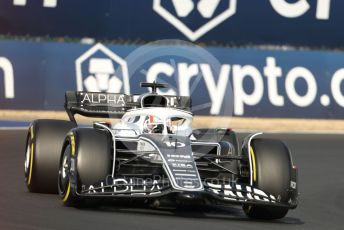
[58,129,112,207]
[25,120,75,193]
[58,141,80,207]
[243,139,293,219]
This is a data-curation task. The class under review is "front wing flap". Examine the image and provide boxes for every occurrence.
[78,178,292,208]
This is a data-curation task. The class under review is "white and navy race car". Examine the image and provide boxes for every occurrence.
[24,82,298,219]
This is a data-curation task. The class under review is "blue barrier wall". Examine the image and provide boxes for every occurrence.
[1,40,344,118]
[0,0,342,47]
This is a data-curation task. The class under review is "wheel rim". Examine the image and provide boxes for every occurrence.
[24,137,31,175]
[58,145,71,196]
[24,133,34,185]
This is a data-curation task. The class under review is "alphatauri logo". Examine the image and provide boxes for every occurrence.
[153,0,237,41]
[75,43,130,94]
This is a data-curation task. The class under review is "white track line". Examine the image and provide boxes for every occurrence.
[0,127,28,130]
[235,129,344,135]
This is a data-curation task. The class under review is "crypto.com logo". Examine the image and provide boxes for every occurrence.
[153,0,237,41]
[0,57,15,99]
[75,43,130,94]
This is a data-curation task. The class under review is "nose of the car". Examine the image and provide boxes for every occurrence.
[175,191,205,205]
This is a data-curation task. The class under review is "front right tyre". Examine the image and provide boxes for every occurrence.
[58,129,112,207]
[58,139,81,207]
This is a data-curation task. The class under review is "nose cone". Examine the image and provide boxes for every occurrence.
[176,192,205,205]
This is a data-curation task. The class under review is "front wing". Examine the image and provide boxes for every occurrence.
[78,178,295,208]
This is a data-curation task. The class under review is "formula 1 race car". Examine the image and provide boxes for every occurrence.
[24,82,298,219]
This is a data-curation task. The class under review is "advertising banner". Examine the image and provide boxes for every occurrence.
[0,0,342,47]
[1,40,344,119]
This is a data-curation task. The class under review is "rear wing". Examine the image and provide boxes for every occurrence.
[65,91,192,123]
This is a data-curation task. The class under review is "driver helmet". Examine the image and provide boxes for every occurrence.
[144,115,164,133]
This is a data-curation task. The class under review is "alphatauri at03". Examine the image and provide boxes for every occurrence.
[24,82,298,219]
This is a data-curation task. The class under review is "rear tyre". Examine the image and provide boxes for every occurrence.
[24,119,75,193]
[243,138,292,219]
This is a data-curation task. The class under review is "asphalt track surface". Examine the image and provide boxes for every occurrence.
[0,129,343,230]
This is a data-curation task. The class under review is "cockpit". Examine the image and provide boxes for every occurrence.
[114,107,193,137]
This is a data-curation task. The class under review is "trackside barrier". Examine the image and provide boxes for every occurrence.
[0,0,342,47]
[0,40,344,119]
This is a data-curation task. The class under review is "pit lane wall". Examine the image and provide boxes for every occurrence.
[1,40,344,120]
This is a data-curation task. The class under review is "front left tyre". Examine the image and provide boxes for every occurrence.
[242,138,296,219]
